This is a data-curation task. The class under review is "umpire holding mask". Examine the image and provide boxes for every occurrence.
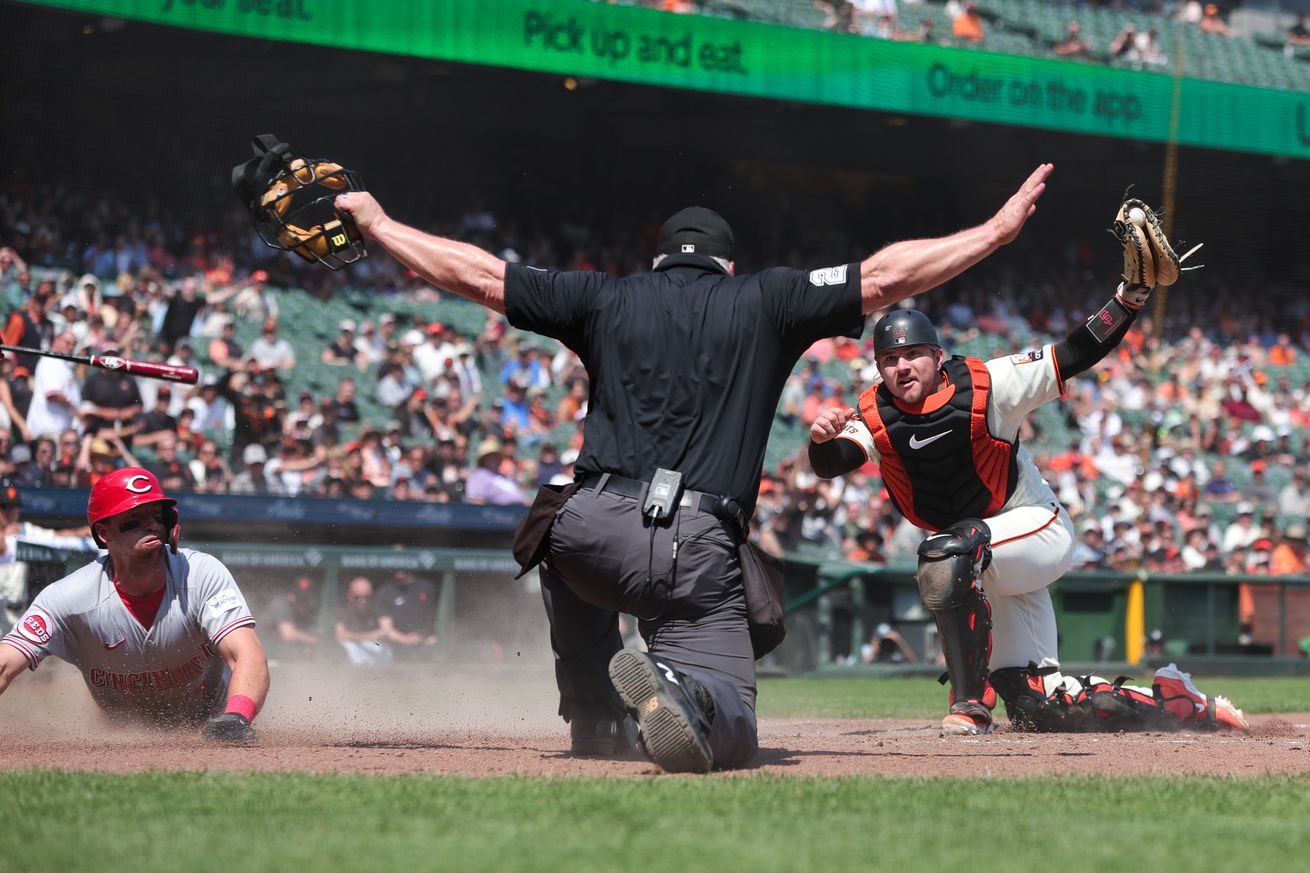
[335,163,1052,771]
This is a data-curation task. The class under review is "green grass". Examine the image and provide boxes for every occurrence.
[3,676,1308,873]
[2,770,1308,873]
[759,674,1310,718]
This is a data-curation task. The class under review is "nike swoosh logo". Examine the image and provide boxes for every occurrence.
[908,431,951,450]
[104,639,126,650]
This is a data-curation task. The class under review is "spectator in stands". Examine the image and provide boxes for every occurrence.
[231,269,278,324]
[335,576,394,666]
[266,575,321,656]
[207,321,243,371]
[815,0,857,33]
[352,320,385,369]
[1053,21,1092,60]
[556,377,588,424]
[0,367,31,445]
[248,319,296,372]
[1136,27,1167,67]
[229,443,282,495]
[0,247,30,310]
[375,570,438,650]
[377,361,415,410]
[1288,13,1310,47]
[1247,460,1278,505]
[464,437,525,506]
[1267,332,1298,366]
[498,381,533,432]
[159,277,204,353]
[76,434,135,488]
[2,281,53,372]
[1278,467,1308,519]
[1109,24,1140,62]
[148,434,196,492]
[951,1,985,44]
[190,440,232,493]
[862,623,917,664]
[16,438,54,488]
[1071,521,1108,569]
[187,378,229,436]
[135,386,178,444]
[1202,458,1239,503]
[1199,4,1232,37]
[534,442,564,487]
[329,377,361,424]
[1222,502,1261,553]
[1271,523,1307,577]
[24,331,81,441]
[78,347,143,441]
[322,319,366,369]
[357,427,392,488]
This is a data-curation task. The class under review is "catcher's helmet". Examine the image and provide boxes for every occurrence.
[87,468,180,553]
[872,309,941,356]
[232,134,367,271]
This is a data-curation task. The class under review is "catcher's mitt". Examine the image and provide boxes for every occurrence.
[1110,196,1204,291]
[232,135,366,271]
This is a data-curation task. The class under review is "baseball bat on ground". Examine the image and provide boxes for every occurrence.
[1,344,199,384]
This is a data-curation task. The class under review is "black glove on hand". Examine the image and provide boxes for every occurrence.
[202,712,256,745]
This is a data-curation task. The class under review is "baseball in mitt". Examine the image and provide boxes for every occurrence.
[1110,196,1202,309]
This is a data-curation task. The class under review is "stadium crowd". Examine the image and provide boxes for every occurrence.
[1,175,1308,611]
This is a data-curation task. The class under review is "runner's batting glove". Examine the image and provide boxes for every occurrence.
[203,712,256,746]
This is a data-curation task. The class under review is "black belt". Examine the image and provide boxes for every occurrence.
[578,473,722,516]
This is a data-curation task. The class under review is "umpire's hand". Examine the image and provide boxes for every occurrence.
[202,712,256,746]
[335,191,387,238]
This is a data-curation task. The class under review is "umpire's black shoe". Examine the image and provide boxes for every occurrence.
[569,712,638,757]
[608,650,714,774]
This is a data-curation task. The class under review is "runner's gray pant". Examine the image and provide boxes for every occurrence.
[540,479,758,769]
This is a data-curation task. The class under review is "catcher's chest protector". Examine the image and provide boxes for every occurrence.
[859,357,1017,531]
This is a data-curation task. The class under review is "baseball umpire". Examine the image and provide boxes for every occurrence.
[808,198,1243,735]
[0,468,269,743]
[333,163,1050,772]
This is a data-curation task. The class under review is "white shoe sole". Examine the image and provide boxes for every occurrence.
[609,651,713,773]
[941,713,995,736]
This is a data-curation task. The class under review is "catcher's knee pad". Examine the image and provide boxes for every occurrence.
[990,663,1086,733]
[916,520,992,610]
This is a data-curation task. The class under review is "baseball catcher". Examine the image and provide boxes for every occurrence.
[809,193,1243,735]
[232,134,368,271]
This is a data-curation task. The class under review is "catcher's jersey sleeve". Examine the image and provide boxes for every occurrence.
[835,415,879,463]
[984,345,1062,436]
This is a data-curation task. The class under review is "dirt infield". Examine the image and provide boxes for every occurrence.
[3,663,1307,778]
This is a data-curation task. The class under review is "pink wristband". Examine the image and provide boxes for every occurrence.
[225,694,258,722]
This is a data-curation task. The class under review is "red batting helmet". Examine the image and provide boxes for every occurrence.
[87,467,180,552]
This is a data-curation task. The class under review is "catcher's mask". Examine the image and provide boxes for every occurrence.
[232,134,367,271]
[87,468,180,554]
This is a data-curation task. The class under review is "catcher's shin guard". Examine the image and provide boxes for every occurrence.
[990,662,1086,732]
[917,520,993,709]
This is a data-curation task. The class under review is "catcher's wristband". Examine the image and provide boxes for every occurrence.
[1086,294,1136,343]
[1114,281,1151,312]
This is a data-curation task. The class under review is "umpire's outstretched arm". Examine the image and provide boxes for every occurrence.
[335,192,508,314]
[857,163,1052,314]
[336,163,1053,319]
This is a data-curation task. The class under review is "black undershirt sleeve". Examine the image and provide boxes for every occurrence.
[1052,294,1139,379]
[809,435,867,479]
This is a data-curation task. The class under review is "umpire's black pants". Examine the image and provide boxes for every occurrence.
[539,476,758,770]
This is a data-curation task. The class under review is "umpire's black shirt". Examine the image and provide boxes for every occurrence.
[505,254,862,513]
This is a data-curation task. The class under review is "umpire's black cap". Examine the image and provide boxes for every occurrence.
[872,309,941,355]
[656,207,734,260]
